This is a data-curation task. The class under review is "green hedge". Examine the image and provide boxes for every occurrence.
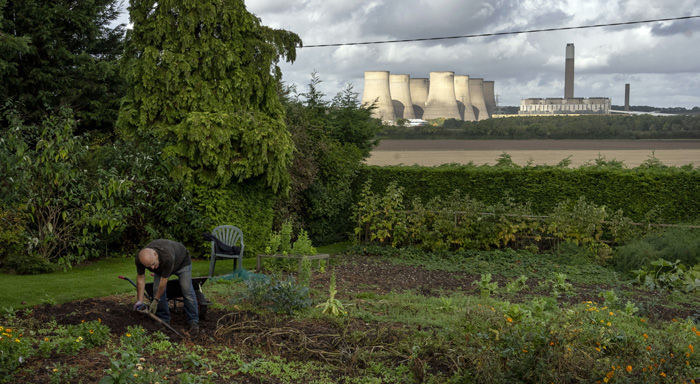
[354,165,699,223]
[193,179,275,258]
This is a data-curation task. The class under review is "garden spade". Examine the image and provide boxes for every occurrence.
[135,305,184,338]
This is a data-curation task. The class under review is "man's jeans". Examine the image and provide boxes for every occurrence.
[153,264,199,324]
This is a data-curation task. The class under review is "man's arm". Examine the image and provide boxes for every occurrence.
[153,276,168,301]
[136,274,146,302]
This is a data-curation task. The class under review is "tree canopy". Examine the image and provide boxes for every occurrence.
[117,0,302,191]
[0,0,125,133]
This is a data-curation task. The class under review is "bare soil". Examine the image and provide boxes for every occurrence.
[369,139,700,167]
[9,254,697,383]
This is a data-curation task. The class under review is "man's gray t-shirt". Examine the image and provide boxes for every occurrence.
[135,239,191,278]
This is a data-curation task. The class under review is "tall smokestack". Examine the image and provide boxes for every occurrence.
[468,78,489,121]
[454,75,476,121]
[624,84,630,111]
[389,74,415,119]
[409,78,429,119]
[565,43,574,99]
[423,71,461,120]
[483,80,497,118]
[361,71,396,122]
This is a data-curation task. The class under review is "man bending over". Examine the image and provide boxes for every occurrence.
[133,239,199,331]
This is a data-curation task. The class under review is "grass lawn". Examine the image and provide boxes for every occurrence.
[0,243,350,310]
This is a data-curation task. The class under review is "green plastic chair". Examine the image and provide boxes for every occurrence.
[208,225,245,277]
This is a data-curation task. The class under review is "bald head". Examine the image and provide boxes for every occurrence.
[138,248,159,270]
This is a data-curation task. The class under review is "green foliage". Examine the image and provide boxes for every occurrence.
[353,180,645,255]
[355,164,699,225]
[298,256,312,289]
[0,325,32,382]
[279,221,293,255]
[0,109,132,270]
[540,273,574,297]
[278,75,382,244]
[633,259,700,293]
[0,0,125,133]
[291,229,317,256]
[378,114,700,140]
[317,272,347,317]
[118,0,300,191]
[238,275,311,314]
[614,227,700,274]
[505,275,529,294]
[473,274,499,297]
[193,181,275,257]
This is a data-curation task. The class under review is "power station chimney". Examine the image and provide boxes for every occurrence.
[361,71,396,122]
[389,74,415,119]
[624,84,630,111]
[468,78,489,121]
[483,80,497,118]
[454,75,476,121]
[409,78,429,119]
[565,43,575,99]
[423,71,461,120]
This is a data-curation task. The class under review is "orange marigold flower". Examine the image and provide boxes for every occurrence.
[507,318,513,323]
[643,334,648,339]
[626,365,632,372]
[596,348,601,352]
[89,330,94,334]
[523,349,528,353]
[660,372,666,377]
[647,346,652,350]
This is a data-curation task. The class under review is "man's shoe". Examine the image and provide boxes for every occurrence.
[187,321,199,331]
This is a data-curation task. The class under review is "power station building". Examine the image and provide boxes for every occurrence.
[362,71,496,124]
[519,43,612,115]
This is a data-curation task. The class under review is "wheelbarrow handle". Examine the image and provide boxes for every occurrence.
[118,276,153,301]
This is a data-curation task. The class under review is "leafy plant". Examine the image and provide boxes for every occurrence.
[633,258,700,293]
[540,273,574,297]
[505,275,529,294]
[291,229,317,256]
[265,275,312,315]
[298,256,312,289]
[473,274,499,297]
[48,363,79,384]
[317,272,346,317]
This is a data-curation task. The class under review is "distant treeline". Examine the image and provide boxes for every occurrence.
[380,114,700,140]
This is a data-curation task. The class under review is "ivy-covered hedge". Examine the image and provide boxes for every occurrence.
[354,165,699,223]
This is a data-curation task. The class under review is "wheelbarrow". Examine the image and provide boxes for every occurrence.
[119,275,212,320]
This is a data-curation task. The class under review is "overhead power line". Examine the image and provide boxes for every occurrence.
[300,15,700,48]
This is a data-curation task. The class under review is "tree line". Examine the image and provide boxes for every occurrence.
[0,0,381,273]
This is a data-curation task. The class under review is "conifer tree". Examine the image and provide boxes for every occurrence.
[117,0,301,191]
[0,0,125,133]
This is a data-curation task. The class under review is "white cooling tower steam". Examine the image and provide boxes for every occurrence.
[454,75,476,121]
[409,78,429,119]
[483,81,496,118]
[423,71,460,120]
[361,71,396,122]
[389,74,415,119]
[468,78,489,121]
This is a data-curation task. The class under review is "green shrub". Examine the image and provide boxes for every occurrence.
[614,227,700,274]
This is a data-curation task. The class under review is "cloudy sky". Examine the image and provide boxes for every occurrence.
[116,1,700,108]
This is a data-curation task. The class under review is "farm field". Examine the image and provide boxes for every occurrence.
[4,249,699,383]
[368,140,700,167]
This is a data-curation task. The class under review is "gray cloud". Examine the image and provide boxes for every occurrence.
[114,1,700,108]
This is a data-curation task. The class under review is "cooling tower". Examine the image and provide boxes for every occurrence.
[361,71,396,122]
[389,74,415,119]
[409,78,429,119]
[565,43,574,99]
[454,75,476,121]
[483,80,497,118]
[468,78,489,121]
[422,71,461,120]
